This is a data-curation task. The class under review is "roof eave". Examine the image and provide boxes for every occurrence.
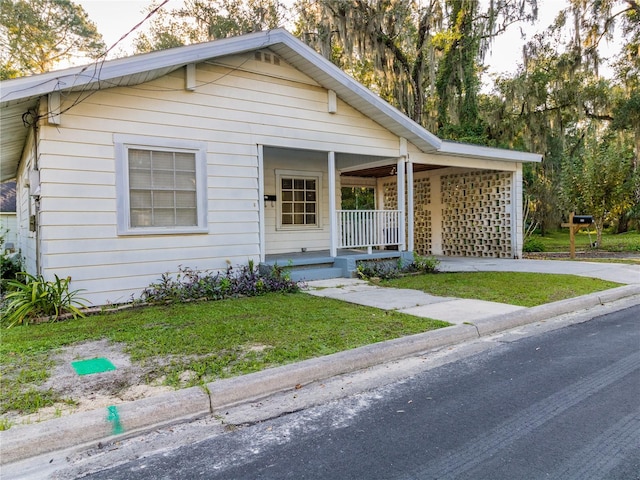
[0,30,280,104]
[436,140,542,163]
[271,33,441,153]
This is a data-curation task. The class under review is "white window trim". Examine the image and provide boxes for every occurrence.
[275,169,323,230]
[115,134,208,235]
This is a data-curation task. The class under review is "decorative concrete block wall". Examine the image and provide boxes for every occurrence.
[382,180,398,211]
[440,170,512,257]
[382,177,432,255]
[413,177,432,255]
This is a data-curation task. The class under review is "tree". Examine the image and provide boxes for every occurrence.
[561,132,636,244]
[0,0,105,78]
[480,0,639,235]
[134,0,287,53]
[295,0,538,135]
[434,0,482,139]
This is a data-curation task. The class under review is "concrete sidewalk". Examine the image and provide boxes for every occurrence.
[2,258,639,468]
[437,257,640,284]
[305,278,525,325]
[305,257,640,327]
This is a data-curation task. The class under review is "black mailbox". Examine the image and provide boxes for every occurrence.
[573,215,593,224]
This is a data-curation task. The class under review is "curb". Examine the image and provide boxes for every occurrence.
[2,285,639,465]
[471,284,640,336]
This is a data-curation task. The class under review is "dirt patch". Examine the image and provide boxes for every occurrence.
[3,340,276,428]
[6,340,173,427]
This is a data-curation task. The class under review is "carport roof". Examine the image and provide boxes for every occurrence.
[0,28,541,182]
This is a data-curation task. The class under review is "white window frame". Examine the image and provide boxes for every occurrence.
[275,169,322,230]
[115,134,208,235]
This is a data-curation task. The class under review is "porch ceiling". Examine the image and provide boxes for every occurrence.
[341,163,444,178]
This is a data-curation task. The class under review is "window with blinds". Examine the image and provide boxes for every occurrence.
[128,149,197,228]
[115,135,207,235]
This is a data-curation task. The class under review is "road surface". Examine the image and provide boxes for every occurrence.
[76,303,640,480]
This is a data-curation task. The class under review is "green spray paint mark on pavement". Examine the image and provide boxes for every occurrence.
[107,405,124,435]
[71,358,116,375]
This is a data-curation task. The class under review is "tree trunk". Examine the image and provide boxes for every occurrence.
[616,212,629,234]
[595,218,604,248]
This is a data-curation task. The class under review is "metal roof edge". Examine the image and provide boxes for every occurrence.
[275,31,442,152]
[0,30,282,103]
[0,29,442,153]
[436,140,543,163]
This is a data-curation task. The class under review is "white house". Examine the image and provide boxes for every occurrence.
[0,29,541,305]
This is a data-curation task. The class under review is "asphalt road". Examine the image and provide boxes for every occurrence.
[79,303,640,480]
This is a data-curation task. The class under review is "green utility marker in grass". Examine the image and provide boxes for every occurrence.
[71,358,116,376]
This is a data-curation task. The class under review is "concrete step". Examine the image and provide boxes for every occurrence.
[289,267,346,282]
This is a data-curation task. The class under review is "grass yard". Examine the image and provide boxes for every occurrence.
[529,229,640,253]
[0,269,624,424]
[382,272,622,307]
[0,293,448,417]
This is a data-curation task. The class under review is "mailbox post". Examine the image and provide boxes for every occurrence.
[561,212,594,259]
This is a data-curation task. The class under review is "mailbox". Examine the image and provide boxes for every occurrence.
[572,215,593,224]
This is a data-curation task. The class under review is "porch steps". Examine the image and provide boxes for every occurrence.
[262,255,348,282]
[260,250,414,283]
[289,266,346,282]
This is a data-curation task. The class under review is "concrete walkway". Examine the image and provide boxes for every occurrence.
[305,278,526,325]
[305,257,640,327]
[437,257,640,284]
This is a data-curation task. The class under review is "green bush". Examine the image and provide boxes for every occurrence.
[356,254,440,280]
[356,259,402,280]
[140,262,299,304]
[407,253,440,273]
[1,273,88,328]
[523,238,546,252]
[1,251,22,287]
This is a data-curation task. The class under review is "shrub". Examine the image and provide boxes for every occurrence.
[1,273,88,328]
[140,261,299,305]
[356,259,403,280]
[407,253,440,274]
[356,254,440,280]
[1,251,22,287]
[523,238,545,253]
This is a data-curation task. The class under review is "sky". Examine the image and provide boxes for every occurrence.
[75,0,617,81]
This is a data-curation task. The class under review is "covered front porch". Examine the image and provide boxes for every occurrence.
[259,145,436,261]
[258,144,522,281]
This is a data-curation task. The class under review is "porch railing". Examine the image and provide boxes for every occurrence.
[337,210,401,252]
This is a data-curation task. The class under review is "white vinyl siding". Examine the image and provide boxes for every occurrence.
[34,52,402,304]
[15,130,37,275]
[114,135,207,235]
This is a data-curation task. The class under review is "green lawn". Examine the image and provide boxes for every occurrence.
[0,293,448,417]
[382,272,622,307]
[529,230,640,253]
[0,270,623,422]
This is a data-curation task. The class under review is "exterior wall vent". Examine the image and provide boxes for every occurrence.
[255,51,281,66]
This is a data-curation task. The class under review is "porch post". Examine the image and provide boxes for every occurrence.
[512,165,523,258]
[406,157,414,252]
[257,145,266,263]
[397,156,406,251]
[328,151,337,257]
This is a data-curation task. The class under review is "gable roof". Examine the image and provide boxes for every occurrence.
[0,28,541,182]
